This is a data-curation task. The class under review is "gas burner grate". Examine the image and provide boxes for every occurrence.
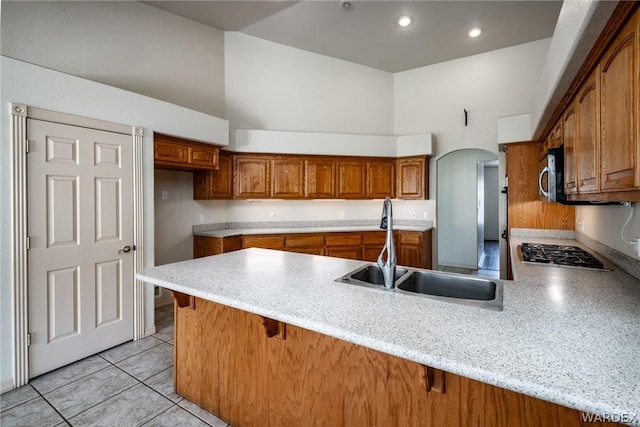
[520,243,607,270]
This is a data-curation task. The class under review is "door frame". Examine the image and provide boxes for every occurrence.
[10,103,145,387]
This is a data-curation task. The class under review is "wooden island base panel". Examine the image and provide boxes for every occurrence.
[171,294,615,427]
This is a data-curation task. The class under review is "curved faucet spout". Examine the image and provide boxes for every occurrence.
[377,197,396,289]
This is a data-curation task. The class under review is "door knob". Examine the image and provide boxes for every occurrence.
[119,245,132,253]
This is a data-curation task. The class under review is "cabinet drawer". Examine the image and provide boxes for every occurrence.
[285,234,324,248]
[362,231,386,245]
[398,232,422,245]
[325,246,362,260]
[242,235,285,249]
[325,233,362,246]
[190,146,219,168]
[223,236,243,252]
[155,141,189,163]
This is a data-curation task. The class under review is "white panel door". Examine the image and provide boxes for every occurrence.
[27,119,134,377]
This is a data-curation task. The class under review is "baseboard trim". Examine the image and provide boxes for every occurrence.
[1,378,15,393]
[144,326,157,338]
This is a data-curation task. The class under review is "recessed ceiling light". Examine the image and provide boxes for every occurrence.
[468,27,482,38]
[340,0,354,11]
[398,15,413,28]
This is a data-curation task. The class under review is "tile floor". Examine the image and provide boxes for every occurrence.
[0,305,229,427]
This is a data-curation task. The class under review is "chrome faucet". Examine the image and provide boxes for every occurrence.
[377,197,397,289]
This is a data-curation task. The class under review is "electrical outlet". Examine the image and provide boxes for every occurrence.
[198,214,205,223]
[161,190,168,200]
[339,211,345,219]
[411,212,417,219]
[423,212,429,219]
[270,212,276,220]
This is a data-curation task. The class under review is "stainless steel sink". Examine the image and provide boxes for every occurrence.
[396,270,503,311]
[335,264,503,311]
[336,265,411,288]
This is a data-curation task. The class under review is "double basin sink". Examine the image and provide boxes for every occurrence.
[335,264,503,311]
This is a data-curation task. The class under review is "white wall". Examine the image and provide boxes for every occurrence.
[577,205,640,260]
[394,38,550,156]
[530,1,617,139]
[1,1,226,118]
[0,56,228,390]
[437,150,498,269]
[225,32,394,135]
[221,199,435,224]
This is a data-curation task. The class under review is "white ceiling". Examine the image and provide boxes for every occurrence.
[144,0,562,73]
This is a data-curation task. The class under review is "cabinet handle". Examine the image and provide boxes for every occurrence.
[421,365,445,394]
[171,291,196,310]
[260,316,286,340]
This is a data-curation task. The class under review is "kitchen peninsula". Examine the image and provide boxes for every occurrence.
[137,247,640,426]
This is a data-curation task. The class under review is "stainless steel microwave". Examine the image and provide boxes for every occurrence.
[538,145,618,206]
[539,147,561,203]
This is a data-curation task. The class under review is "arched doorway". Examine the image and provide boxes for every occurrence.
[436,149,499,277]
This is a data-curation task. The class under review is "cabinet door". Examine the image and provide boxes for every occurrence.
[576,69,601,194]
[549,119,563,149]
[397,246,422,268]
[366,160,395,199]
[272,158,304,198]
[397,157,428,200]
[305,159,335,198]
[325,233,363,260]
[325,246,362,260]
[600,14,638,192]
[563,104,578,195]
[194,152,233,199]
[155,139,189,164]
[336,160,366,199]
[284,234,325,255]
[189,144,219,169]
[242,235,285,250]
[234,156,271,198]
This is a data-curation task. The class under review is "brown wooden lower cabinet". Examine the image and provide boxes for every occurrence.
[174,298,614,427]
[195,230,433,269]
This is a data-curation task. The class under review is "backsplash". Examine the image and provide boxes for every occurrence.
[193,219,434,233]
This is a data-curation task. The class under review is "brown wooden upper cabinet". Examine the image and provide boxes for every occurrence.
[563,102,578,195]
[194,151,233,199]
[366,160,395,199]
[154,133,219,171]
[542,6,640,202]
[272,158,305,198]
[194,152,429,200]
[600,12,638,193]
[576,68,600,194]
[234,155,271,198]
[305,159,336,198]
[396,156,429,199]
[336,160,366,199]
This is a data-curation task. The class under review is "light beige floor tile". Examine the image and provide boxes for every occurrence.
[0,396,63,427]
[30,355,110,394]
[44,366,137,418]
[178,399,228,427]
[143,405,214,426]
[145,368,182,403]
[0,384,39,412]
[99,336,164,364]
[115,343,174,381]
[68,383,172,426]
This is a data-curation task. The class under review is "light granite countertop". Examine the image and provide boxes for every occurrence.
[138,238,640,423]
[192,220,432,238]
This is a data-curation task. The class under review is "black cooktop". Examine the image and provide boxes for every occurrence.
[520,243,607,270]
